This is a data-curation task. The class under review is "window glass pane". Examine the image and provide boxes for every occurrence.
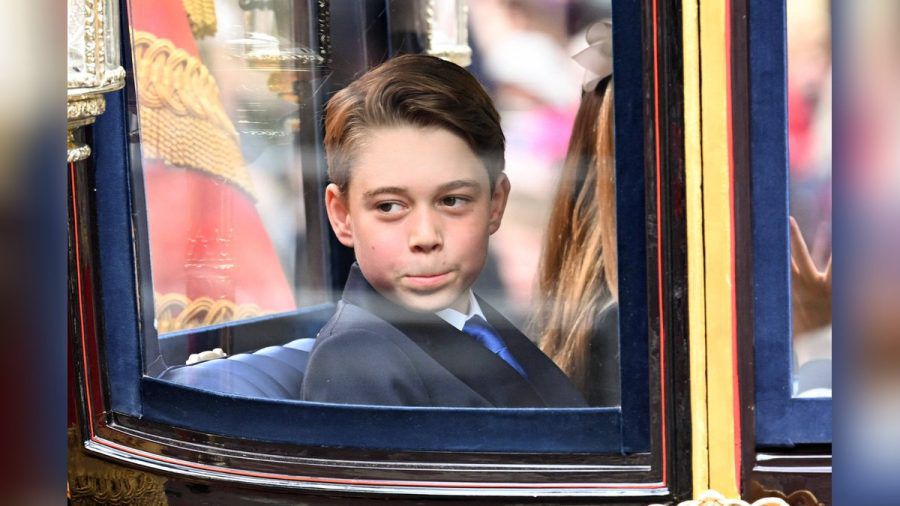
[129,0,325,341]
[138,0,630,410]
[469,0,620,406]
[787,0,832,397]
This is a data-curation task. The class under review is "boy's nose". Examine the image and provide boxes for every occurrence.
[408,210,442,253]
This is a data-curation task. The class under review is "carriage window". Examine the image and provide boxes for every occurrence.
[787,0,831,398]
[129,0,626,410]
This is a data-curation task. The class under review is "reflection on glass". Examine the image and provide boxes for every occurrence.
[129,0,323,339]
[426,0,472,66]
[469,0,619,406]
[787,0,832,397]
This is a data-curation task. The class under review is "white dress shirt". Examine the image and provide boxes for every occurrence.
[434,290,485,331]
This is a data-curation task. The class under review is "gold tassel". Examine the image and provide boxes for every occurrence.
[132,31,256,198]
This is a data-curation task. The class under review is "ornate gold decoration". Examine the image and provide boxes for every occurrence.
[132,31,255,197]
[66,94,106,163]
[155,291,268,333]
[651,490,790,506]
[68,95,107,127]
[68,67,127,94]
[67,92,107,161]
[68,131,92,163]
[68,428,167,505]
[68,0,126,164]
[183,0,218,39]
[746,481,825,506]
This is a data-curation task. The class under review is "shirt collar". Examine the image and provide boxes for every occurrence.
[435,290,485,331]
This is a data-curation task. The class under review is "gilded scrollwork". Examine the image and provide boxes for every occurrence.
[746,481,825,506]
[67,95,101,161]
[67,95,106,126]
[68,428,167,505]
[651,490,790,506]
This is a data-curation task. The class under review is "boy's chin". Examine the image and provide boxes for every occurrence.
[390,291,466,314]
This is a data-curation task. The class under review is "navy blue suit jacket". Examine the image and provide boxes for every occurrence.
[301,265,587,407]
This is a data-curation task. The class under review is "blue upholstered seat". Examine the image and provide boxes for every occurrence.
[158,338,316,400]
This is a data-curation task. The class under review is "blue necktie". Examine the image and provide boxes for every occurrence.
[462,315,527,378]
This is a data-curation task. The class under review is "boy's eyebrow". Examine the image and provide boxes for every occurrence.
[436,179,482,194]
[362,186,408,200]
[361,180,482,200]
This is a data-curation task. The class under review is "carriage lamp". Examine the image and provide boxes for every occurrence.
[67,0,126,162]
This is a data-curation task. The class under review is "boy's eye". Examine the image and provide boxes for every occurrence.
[376,202,403,214]
[440,196,469,208]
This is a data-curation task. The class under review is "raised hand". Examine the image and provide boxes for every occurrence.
[790,216,832,335]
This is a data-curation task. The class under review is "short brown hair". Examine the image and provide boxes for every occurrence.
[323,54,505,192]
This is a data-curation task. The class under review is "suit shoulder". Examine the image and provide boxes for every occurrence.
[308,301,427,378]
[302,305,431,405]
[315,302,402,348]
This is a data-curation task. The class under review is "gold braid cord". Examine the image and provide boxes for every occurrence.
[183,0,218,39]
[132,30,255,197]
[155,291,267,333]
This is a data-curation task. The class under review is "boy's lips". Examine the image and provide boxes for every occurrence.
[403,271,453,290]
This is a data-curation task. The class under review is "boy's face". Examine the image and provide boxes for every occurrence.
[325,126,510,313]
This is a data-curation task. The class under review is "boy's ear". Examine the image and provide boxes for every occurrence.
[488,174,511,235]
[325,183,355,247]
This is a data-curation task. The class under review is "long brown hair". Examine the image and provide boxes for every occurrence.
[534,78,616,392]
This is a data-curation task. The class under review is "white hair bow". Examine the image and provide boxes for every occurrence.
[572,20,613,92]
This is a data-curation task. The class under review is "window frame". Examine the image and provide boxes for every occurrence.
[731,0,832,501]
[70,0,693,500]
[746,0,832,448]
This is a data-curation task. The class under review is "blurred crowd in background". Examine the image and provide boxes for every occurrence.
[1,0,900,503]
[467,0,611,328]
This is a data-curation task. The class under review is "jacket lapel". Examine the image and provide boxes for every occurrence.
[396,318,547,407]
[479,296,589,408]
